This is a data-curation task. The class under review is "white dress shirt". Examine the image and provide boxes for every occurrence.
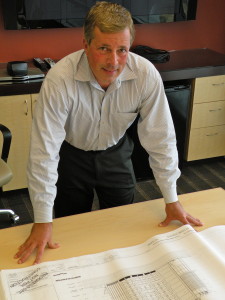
[27,50,181,223]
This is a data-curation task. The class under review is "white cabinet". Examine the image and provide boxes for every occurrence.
[0,94,38,191]
[186,75,225,161]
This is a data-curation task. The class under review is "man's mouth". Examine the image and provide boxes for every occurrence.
[102,67,118,73]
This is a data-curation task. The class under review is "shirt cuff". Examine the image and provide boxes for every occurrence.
[161,187,178,204]
[33,204,53,223]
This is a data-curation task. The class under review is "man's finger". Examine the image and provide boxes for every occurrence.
[17,244,36,264]
[159,215,191,227]
[33,245,46,265]
[35,242,60,265]
[187,215,204,226]
[48,241,60,249]
[14,243,31,259]
[158,217,172,227]
[33,242,60,265]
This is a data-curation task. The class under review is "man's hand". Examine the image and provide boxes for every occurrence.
[159,201,203,227]
[14,223,60,265]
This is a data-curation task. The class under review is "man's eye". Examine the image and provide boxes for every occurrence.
[119,48,127,54]
[99,47,108,52]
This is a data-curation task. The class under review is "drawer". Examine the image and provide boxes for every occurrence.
[193,75,225,103]
[191,100,225,128]
[187,125,225,161]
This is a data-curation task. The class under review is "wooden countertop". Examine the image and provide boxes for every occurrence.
[155,48,225,81]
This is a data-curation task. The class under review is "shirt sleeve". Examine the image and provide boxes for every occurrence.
[27,77,68,222]
[137,69,181,204]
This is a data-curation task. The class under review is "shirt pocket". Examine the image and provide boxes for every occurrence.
[111,112,138,134]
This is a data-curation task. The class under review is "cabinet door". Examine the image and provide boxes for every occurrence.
[0,95,32,191]
[193,75,225,103]
[191,100,225,128]
[187,125,225,161]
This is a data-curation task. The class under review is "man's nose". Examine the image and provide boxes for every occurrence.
[107,51,118,65]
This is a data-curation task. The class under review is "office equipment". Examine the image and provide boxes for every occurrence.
[132,45,170,63]
[44,58,56,68]
[33,58,49,72]
[7,61,28,77]
[0,66,44,83]
[2,0,198,30]
[128,80,191,179]
[0,124,19,223]
[165,81,191,165]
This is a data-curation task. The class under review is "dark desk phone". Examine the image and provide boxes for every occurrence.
[33,57,56,72]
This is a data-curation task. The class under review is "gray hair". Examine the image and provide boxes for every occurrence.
[83,1,135,45]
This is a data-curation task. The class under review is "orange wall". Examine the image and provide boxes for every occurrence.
[0,0,225,63]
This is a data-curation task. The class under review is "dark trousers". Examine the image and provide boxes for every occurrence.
[54,134,136,218]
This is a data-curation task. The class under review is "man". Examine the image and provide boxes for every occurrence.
[14,2,203,265]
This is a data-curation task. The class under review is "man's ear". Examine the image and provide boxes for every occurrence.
[83,38,88,52]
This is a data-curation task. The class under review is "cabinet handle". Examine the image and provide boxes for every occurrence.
[212,82,225,86]
[206,133,218,137]
[24,100,28,115]
[209,108,222,112]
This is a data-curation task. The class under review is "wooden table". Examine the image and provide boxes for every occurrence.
[0,188,224,270]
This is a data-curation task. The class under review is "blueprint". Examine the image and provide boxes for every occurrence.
[1,225,225,299]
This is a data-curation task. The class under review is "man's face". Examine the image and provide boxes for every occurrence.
[83,26,131,89]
